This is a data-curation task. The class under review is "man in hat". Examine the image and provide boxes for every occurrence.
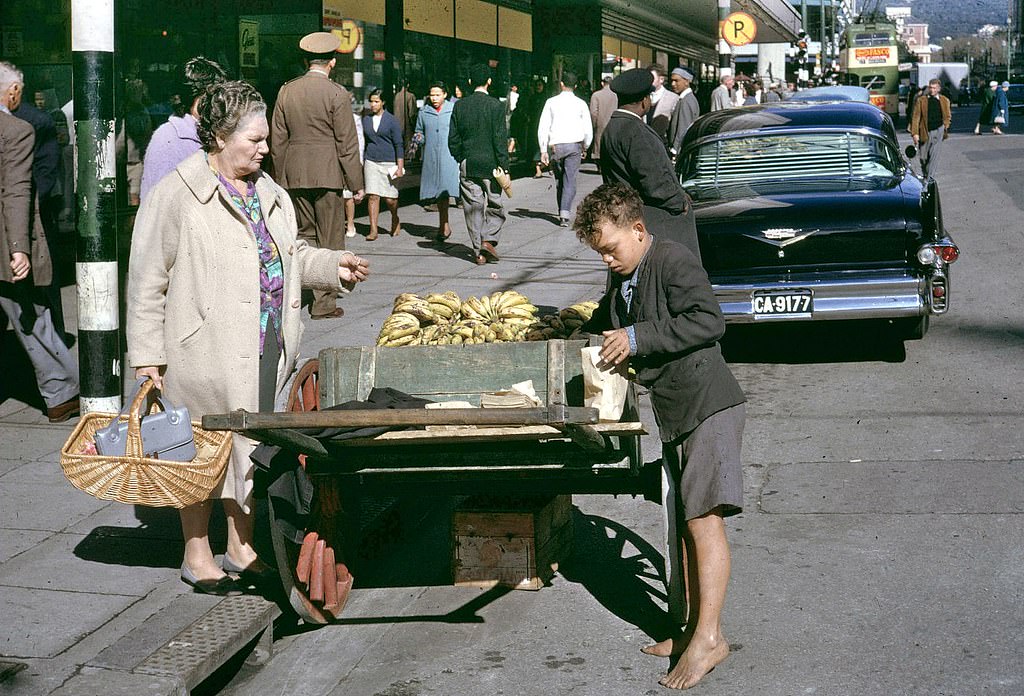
[271,31,364,320]
[448,63,509,265]
[909,78,951,177]
[667,67,700,160]
[599,67,700,260]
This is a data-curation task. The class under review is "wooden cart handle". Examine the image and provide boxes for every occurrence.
[202,406,599,431]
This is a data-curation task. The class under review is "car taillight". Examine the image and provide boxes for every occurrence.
[917,242,959,265]
[937,244,959,263]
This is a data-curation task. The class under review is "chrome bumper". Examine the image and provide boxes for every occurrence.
[713,269,948,323]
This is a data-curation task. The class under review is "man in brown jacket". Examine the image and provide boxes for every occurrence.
[271,32,364,319]
[0,85,79,421]
[909,78,951,178]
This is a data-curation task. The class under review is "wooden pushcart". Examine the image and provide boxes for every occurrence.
[203,340,653,624]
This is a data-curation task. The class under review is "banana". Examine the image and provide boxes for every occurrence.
[441,291,462,312]
[480,294,493,320]
[429,303,455,320]
[385,325,421,340]
[451,334,464,345]
[460,297,485,321]
[501,306,537,320]
[392,293,420,309]
[384,333,420,347]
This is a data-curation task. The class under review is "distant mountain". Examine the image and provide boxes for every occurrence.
[872,0,1007,40]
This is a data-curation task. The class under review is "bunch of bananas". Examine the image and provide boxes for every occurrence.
[459,290,538,324]
[523,301,598,341]
[377,292,599,347]
[376,311,423,347]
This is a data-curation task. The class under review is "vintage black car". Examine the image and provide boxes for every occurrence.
[676,101,958,339]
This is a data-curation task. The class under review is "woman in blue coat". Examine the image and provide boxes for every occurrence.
[414,82,461,241]
[993,81,1010,134]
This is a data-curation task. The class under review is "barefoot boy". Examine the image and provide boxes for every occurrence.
[575,183,746,690]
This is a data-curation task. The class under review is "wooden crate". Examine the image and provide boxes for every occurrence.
[452,495,573,591]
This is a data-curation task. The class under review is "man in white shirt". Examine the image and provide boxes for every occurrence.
[537,71,593,226]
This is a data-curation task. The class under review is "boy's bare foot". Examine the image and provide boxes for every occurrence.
[641,633,687,657]
[658,633,729,690]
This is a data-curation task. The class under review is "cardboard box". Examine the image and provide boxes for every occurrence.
[452,495,573,590]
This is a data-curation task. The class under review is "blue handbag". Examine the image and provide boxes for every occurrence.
[94,378,197,461]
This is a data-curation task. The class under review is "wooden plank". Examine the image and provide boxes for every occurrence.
[321,422,645,447]
[202,406,599,431]
[357,346,376,402]
[546,340,566,423]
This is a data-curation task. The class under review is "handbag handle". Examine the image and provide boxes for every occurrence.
[124,378,158,459]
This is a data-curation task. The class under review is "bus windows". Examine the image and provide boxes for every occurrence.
[861,74,886,91]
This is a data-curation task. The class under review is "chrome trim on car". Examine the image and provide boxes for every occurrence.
[712,270,931,323]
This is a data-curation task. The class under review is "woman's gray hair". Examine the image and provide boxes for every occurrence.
[196,80,266,151]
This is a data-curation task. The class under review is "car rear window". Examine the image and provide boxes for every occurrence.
[680,132,900,189]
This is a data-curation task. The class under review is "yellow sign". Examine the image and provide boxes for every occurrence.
[853,46,896,67]
[722,12,757,47]
[331,20,362,54]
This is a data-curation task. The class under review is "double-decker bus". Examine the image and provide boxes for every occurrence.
[838,20,900,118]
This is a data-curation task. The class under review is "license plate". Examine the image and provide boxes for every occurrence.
[752,290,813,317]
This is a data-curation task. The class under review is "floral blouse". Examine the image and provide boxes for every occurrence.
[214,169,284,354]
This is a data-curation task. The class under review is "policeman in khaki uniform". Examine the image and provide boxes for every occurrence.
[271,31,364,320]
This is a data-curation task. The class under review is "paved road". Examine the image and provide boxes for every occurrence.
[1,104,1021,696]
[213,110,1024,696]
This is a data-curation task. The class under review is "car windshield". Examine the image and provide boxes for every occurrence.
[680,132,900,194]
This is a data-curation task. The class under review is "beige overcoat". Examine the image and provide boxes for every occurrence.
[126,150,347,511]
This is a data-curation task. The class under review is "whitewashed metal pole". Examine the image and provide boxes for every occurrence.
[72,0,121,413]
[719,0,733,77]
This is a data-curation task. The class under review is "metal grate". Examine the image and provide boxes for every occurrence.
[134,594,278,689]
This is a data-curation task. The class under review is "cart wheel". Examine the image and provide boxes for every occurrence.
[269,359,352,623]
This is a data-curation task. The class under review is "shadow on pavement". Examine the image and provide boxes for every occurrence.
[721,320,909,364]
[508,207,561,225]
[559,510,680,642]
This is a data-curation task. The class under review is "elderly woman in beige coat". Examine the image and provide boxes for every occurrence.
[127,81,369,595]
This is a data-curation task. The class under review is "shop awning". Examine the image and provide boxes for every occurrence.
[734,0,802,43]
[601,0,801,65]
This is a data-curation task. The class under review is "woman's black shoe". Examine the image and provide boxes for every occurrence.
[181,563,244,596]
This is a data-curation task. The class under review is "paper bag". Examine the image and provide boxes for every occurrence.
[581,346,629,422]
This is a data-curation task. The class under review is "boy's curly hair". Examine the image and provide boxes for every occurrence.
[573,183,645,245]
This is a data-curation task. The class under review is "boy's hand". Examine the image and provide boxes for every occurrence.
[599,329,631,366]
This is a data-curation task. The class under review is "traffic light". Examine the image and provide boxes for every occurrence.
[796,31,808,65]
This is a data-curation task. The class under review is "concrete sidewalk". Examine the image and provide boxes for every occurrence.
[0,166,608,695]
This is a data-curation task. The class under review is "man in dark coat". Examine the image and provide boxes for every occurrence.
[599,68,700,260]
[448,64,509,265]
[0,76,80,422]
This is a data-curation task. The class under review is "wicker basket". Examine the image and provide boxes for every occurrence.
[60,380,232,508]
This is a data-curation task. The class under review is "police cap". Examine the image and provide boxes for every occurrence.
[299,31,340,56]
[610,68,654,102]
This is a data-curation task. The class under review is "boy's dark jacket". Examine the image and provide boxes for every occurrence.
[583,237,745,442]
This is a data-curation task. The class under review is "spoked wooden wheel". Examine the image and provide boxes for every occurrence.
[269,359,353,624]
